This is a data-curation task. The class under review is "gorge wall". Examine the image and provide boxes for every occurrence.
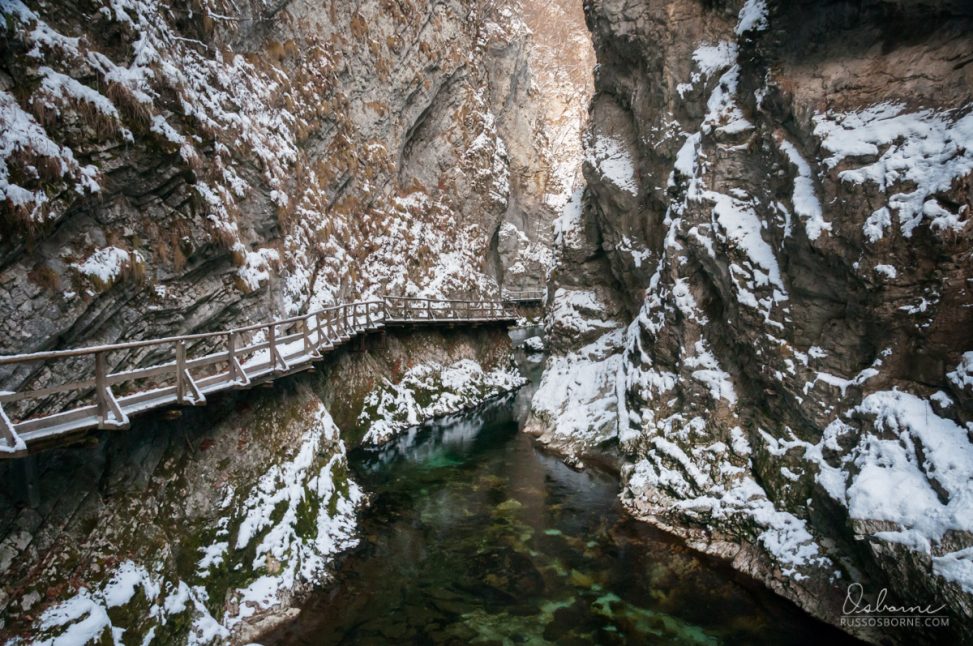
[0,0,590,414]
[0,0,593,642]
[530,0,973,642]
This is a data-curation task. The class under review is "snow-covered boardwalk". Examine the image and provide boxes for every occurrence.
[0,296,517,457]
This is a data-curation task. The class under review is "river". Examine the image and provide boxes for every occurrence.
[261,331,860,645]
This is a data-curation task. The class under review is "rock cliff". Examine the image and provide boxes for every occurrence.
[0,0,592,641]
[0,0,589,416]
[531,0,973,642]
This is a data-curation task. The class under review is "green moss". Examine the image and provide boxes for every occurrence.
[174,525,209,583]
[411,376,441,409]
[269,499,289,526]
[327,460,351,516]
[295,489,322,539]
[149,604,194,645]
[105,587,153,646]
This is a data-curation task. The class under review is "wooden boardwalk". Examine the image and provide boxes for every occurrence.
[0,296,517,458]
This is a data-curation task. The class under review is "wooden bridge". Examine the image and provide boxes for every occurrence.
[0,296,517,458]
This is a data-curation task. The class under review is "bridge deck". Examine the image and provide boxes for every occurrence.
[0,296,516,458]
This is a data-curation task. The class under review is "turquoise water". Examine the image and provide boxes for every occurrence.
[262,391,861,645]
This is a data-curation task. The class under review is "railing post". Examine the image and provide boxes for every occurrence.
[227,332,236,373]
[426,299,431,320]
[316,312,326,346]
[176,341,187,403]
[227,332,248,385]
[302,316,312,353]
[96,351,108,420]
[94,351,128,428]
[268,323,278,370]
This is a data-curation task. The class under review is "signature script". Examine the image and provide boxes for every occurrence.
[843,583,947,616]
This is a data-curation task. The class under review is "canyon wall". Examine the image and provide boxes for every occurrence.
[0,0,590,416]
[531,0,973,642]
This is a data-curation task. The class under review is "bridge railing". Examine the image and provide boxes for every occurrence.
[0,296,513,456]
[501,288,546,302]
[384,296,510,321]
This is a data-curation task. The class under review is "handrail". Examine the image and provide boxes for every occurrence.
[0,300,387,365]
[501,287,546,301]
[0,295,516,456]
[384,296,505,304]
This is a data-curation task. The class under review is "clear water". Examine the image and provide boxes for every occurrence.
[263,339,860,645]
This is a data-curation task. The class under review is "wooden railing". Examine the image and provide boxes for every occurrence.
[501,288,546,303]
[0,296,515,457]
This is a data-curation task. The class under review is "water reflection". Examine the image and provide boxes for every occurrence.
[353,393,519,470]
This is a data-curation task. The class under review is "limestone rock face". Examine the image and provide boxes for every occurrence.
[533,0,973,642]
[0,0,588,417]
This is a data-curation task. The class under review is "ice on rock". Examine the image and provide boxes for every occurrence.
[531,328,626,448]
[360,359,525,446]
[811,391,973,591]
[776,138,830,240]
[736,0,769,35]
[813,103,973,239]
[73,246,138,286]
[35,404,363,643]
[588,135,639,196]
[948,352,973,391]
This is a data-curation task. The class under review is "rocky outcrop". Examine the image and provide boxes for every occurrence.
[532,0,973,642]
[0,326,517,642]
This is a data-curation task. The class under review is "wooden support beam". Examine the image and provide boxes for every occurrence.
[176,341,187,402]
[227,333,251,386]
[0,403,25,456]
[316,312,328,348]
[96,351,130,430]
[180,369,206,406]
[302,317,320,358]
